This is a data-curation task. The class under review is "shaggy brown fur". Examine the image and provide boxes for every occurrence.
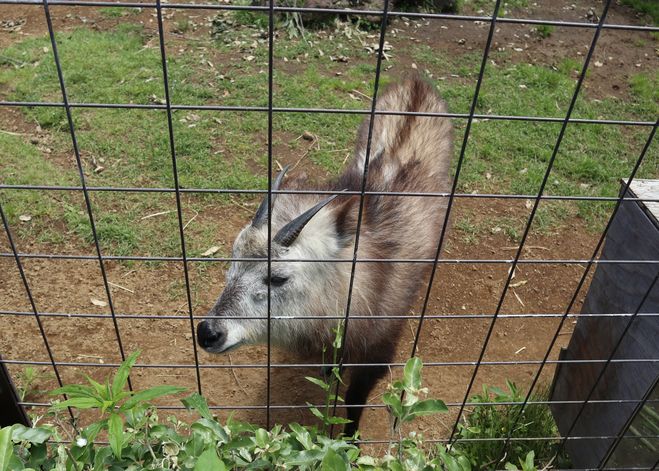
[274,77,453,432]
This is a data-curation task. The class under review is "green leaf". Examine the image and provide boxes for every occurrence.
[180,392,212,420]
[49,384,97,398]
[93,447,113,470]
[327,416,352,425]
[504,463,519,471]
[403,357,422,391]
[289,423,314,450]
[308,405,326,421]
[50,397,102,411]
[321,447,347,471]
[197,419,229,443]
[523,450,535,471]
[254,428,268,448]
[121,385,187,410]
[26,443,47,467]
[0,427,14,471]
[305,376,330,391]
[456,454,472,471]
[111,350,140,397]
[406,399,448,420]
[382,392,404,419]
[83,420,107,442]
[194,447,226,471]
[84,374,108,399]
[107,413,124,459]
[11,425,52,444]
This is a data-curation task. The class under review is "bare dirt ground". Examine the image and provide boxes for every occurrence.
[0,0,656,446]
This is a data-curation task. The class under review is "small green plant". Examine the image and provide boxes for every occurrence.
[174,18,191,34]
[505,451,537,471]
[454,381,568,469]
[535,24,554,39]
[304,322,352,433]
[14,366,51,402]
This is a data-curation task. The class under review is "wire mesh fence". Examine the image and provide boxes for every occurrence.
[0,0,658,467]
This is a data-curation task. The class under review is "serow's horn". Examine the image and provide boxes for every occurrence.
[273,194,339,247]
[252,165,290,228]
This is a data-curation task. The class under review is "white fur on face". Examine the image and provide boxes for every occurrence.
[206,203,344,353]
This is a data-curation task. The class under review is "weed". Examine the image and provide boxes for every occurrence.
[455,217,480,244]
[534,24,554,39]
[174,18,191,34]
[14,367,51,402]
[454,381,569,469]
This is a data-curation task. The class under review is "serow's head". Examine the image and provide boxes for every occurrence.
[197,167,339,354]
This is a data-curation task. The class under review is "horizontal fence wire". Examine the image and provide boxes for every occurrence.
[4,253,659,264]
[17,399,659,410]
[3,309,659,320]
[1,0,657,464]
[2,186,659,202]
[1,0,658,32]
[0,101,656,127]
[2,358,658,369]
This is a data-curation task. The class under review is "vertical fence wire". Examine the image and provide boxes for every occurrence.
[41,0,131,389]
[0,203,74,421]
[155,0,203,395]
[554,270,659,461]
[265,0,276,429]
[448,0,613,444]
[409,0,502,359]
[496,120,658,462]
[328,0,391,432]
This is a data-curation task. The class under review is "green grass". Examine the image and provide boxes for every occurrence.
[622,0,659,25]
[0,20,657,257]
[455,381,569,469]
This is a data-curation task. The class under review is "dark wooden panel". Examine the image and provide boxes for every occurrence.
[0,354,30,427]
[550,193,659,468]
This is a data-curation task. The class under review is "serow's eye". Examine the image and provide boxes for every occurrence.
[265,275,288,287]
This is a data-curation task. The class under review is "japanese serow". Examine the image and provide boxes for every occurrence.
[197,77,453,435]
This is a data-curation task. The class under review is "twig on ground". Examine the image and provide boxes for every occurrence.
[140,210,174,220]
[108,281,135,294]
[501,245,550,251]
[513,290,525,307]
[228,354,249,396]
[183,209,199,231]
[0,129,23,136]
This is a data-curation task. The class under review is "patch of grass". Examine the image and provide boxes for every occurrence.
[1,19,657,258]
[629,73,659,115]
[455,381,569,469]
[622,0,659,25]
[534,24,554,39]
[99,7,139,18]
[455,216,480,244]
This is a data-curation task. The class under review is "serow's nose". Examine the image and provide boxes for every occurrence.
[197,321,225,349]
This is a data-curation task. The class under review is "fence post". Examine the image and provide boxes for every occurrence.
[0,354,30,427]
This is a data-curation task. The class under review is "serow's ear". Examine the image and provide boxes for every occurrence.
[273,194,338,247]
[252,165,290,228]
